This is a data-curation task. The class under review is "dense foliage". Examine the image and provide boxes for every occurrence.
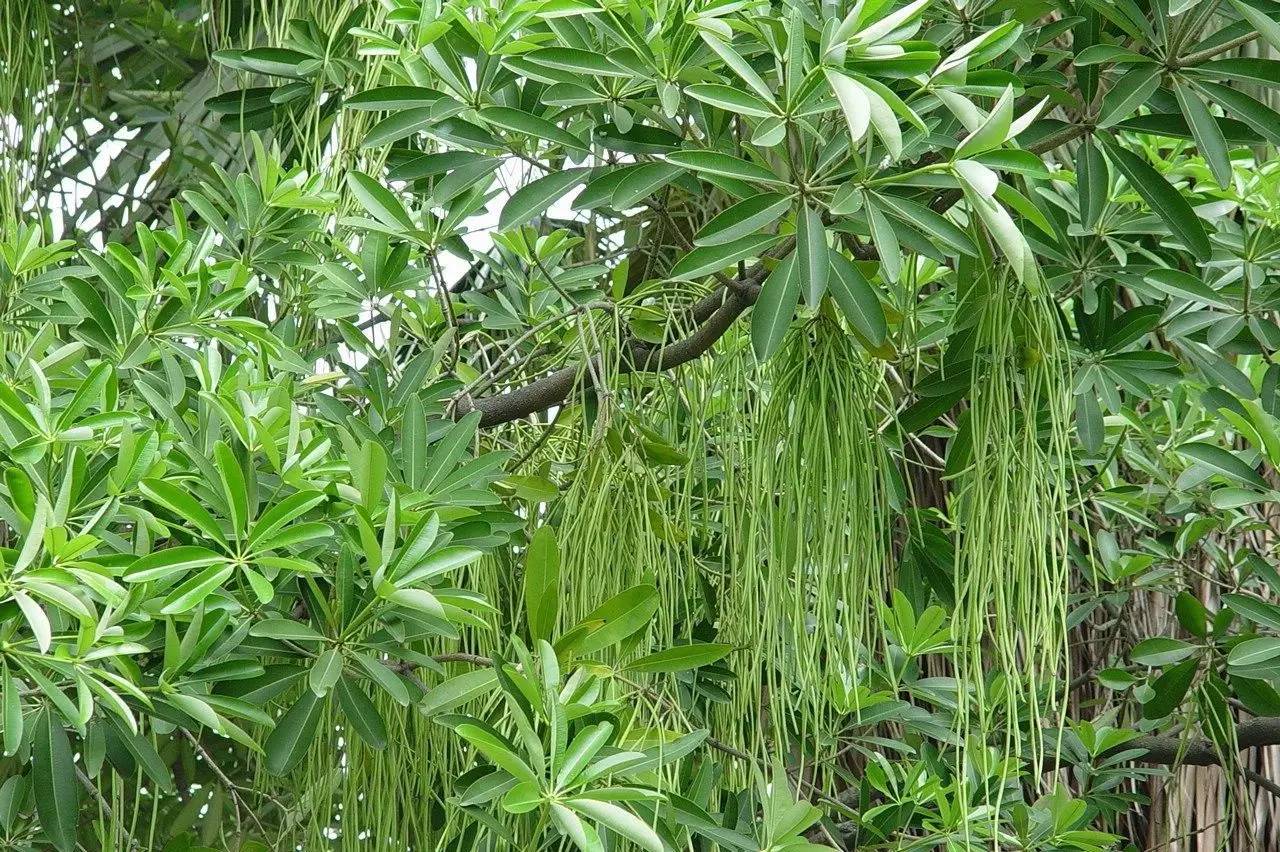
[5,0,1280,849]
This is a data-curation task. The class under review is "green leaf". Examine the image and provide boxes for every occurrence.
[2,673,21,757]
[353,439,387,509]
[1228,0,1280,55]
[1191,57,1280,86]
[166,692,221,731]
[700,33,774,102]
[309,649,344,697]
[140,479,228,547]
[866,199,902,283]
[1130,637,1197,666]
[1193,81,1280,147]
[124,546,227,583]
[345,86,444,110]
[1076,391,1103,453]
[33,710,78,852]
[1101,138,1211,261]
[1142,657,1198,719]
[213,441,248,539]
[107,721,176,794]
[609,163,683,209]
[265,692,324,774]
[551,802,601,851]
[502,780,543,814]
[670,233,781,280]
[249,619,327,642]
[248,490,326,549]
[1175,592,1210,637]
[228,47,309,77]
[420,669,499,716]
[684,84,775,118]
[665,150,782,185]
[1075,136,1109,230]
[524,48,630,77]
[454,723,538,783]
[336,677,387,750]
[1224,593,1280,632]
[876,193,977,257]
[1098,66,1161,128]
[360,107,451,149]
[625,642,733,673]
[1228,637,1280,667]
[828,253,887,345]
[1145,269,1231,308]
[396,546,482,586]
[159,564,234,615]
[524,526,560,642]
[954,86,1015,159]
[479,106,588,154]
[352,652,411,706]
[1173,83,1230,188]
[499,168,590,230]
[387,587,446,619]
[348,171,414,231]
[555,722,614,788]
[694,193,791,247]
[796,203,829,304]
[1176,441,1268,489]
[570,584,661,655]
[568,798,663,852]
[13,592,49,653]
[750,253,800,361]
[826,68,870,147]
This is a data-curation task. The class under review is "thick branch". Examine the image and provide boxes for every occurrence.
[455,259,771,427]
[1105,717,1280,767]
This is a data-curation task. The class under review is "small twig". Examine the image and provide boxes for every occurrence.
[1174,30,1260,69]
[1245,766,1280,801]
[430,652,493,667]
[181,729,262,835]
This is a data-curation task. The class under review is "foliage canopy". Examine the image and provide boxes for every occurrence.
[4,0,1280,849]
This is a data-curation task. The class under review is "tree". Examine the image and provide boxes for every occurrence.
[3,0,1280,848]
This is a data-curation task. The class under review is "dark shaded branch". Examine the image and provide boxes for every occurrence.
[454,257,772,427]
[1104,717,1280,767]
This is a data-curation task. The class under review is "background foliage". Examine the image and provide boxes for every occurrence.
[5,0,1280,849]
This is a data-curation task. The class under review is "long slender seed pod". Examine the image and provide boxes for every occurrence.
[949,271,1072,797]
[719,315,894,777]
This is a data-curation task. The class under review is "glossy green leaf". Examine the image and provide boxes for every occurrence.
[624,642,733,673]
[670,233,782,280]
[336,677,387,750]
[665,150,782,185]
[1101,138,1211,261]
[264,691,324,775]
[694,193,790,247]
[348,171,415,231]
[524,526,560,642]
[1173,83,1230,188]
[33,710,78,852]
[1177,441,1268,489]
[750,253,800,361]
[499,168,590,230]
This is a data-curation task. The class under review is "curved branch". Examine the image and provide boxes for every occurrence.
[1106,716,1280,767]
[454,259,771,427]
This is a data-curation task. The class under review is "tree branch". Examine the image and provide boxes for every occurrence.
[1104,717,1280,767]
[453,256,773,427]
